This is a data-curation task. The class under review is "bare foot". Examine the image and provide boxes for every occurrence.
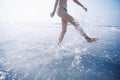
[57,41,62,46]
[86,37,99,43]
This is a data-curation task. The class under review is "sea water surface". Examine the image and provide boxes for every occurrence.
[0,23,120,80]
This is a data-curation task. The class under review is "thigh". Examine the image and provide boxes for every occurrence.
[59,12,78,26]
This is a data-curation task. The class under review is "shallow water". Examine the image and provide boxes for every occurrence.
[0,23,120,80]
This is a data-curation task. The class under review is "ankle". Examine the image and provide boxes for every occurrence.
[83,34,89,39]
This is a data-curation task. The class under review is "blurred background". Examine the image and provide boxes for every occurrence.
[0,0,120,80]
[0,0,120,26]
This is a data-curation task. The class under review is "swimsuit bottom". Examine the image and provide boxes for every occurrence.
[63,7,67,12]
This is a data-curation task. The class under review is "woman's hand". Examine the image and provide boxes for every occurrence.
[50,11,55,18]
[83,7,88,12]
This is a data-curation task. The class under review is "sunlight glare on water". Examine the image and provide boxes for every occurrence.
[0,23,120,80]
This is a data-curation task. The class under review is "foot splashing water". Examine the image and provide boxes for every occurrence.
[0,24,120,80]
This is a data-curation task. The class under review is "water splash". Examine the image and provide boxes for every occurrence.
[0,24,120,80]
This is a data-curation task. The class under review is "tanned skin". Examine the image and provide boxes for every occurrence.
[51,0,98,45]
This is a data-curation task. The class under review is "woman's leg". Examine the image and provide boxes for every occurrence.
[58,12,98,43]
[58,18,68,45]
[58,12,85,35]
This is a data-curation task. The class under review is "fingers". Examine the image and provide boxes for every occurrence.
[50,12,55,18]
[85,8,88,12]
[50,14,53,17]
[83,7,87,12]
[50,13,53,17]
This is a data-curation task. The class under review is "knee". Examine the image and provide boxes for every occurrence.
[72,19,79,26]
